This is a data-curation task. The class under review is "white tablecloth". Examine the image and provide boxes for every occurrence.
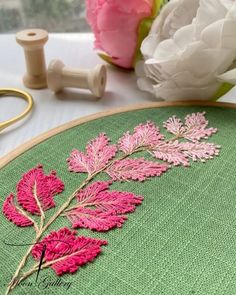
[0,33,235,157]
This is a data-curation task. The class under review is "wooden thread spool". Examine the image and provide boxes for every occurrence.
[16,29,48,89]
[47,59,107,98]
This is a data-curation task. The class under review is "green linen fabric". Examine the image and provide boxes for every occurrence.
[0,106,236,295]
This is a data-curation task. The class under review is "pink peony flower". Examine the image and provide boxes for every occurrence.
[86,0,167,69]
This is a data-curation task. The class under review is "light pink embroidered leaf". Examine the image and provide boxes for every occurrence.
[163,116,185,136]
[163,112,217,142]
[31,227,107,276]
[105,158,169,181]
[180,142,220,162]
[16,165,64,215]
[65,181,143,231]
[118,121,164,154]
[2,194,33,227]
[67,150,91,174]
[183,112,217,142]
[152,141,189,167]
[67,133,117,175]
[66,208,127,231]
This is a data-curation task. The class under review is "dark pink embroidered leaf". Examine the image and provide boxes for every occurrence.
[16,165,64,215]
[180,142,220,162]
[67,133,117,175]
[118,121,164,154]
[106,158,169,181]
[183,112,217,142]
[163,116,185,136]
[76,181,143,213]
[2,194,33,227]
[31,227,107,276]
[152,141,189,167]
[67,208,127,231]
[65,181,143,231]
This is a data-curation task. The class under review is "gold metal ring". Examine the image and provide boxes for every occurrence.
[0,88,33,132]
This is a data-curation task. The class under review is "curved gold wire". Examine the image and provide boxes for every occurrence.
[0,88,33,132]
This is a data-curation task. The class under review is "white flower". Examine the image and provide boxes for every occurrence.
[136,0,236,101]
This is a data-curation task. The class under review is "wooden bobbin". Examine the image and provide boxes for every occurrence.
[47,59,107,98]
[16,29,48,89]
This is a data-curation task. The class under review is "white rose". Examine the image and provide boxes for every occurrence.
[136,0,236,101]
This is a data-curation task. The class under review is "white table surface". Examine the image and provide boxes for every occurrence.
[0,33,236,158]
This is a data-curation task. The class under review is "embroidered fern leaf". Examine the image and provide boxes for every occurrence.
[65,181,143,231]
[66,208,127,231]
[106,158,169,181]
[152,141,220,166]
[2,194,34,227]
[67,133,117,175]
[163,112,217,141]
[118,121,164,154]
[31,228,107,275]
[16,165,64,215]
[163,116,185,136]
[152,141,189,166]
[180,142,220,162]
[183,112,217,142]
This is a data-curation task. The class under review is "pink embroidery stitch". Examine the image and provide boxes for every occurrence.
[179,142,220,162]
[118,121,164,154]
[162,115,185,136]
[2,194,33,227]
[152,141,190,167]
[106,158,169,181]
[67,208,127,231]
[67,133,117,175]
[65,181,143,231]
[31,227,107,275]
[17,165,64,215]
[163,112,217,142]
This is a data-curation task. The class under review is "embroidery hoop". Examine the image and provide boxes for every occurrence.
[0,88,33,132]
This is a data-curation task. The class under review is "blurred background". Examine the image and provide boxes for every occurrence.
[0,0,91,33]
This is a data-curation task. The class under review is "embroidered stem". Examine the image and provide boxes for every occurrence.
[5,234,42,294]
[33,183,45,232]
[42,178,92,233]
[14,246,94,287]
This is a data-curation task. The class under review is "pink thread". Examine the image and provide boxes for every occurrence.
[66,181,143,231]
[16,166,64,215]
[118,121,164,154]
[152,141,190,167]
[2,194,33,227]
[67,208,128,231]
[163,115,185,136]
[106,158,169,181]
[180,142,220,162]
[67,133,117,174]
[163,112,217,142]
[32,227,107,275]
[152,141,220,166]
[184,112,217,142]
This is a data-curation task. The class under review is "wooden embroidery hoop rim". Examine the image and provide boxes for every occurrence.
[0,88,33,132]
[0,100,235,169]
